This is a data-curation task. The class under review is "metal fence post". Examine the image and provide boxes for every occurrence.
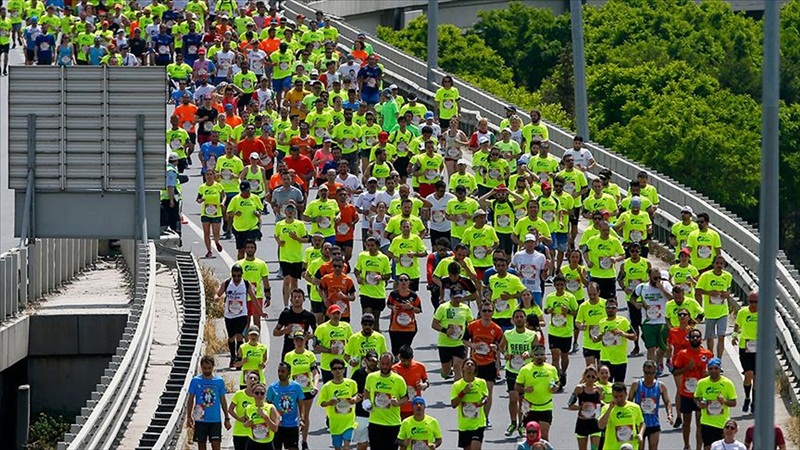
[16,385,30,450]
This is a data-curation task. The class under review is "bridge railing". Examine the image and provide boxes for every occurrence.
[0,239,98,325]
[285,0,800,400]
[59,240,157,450]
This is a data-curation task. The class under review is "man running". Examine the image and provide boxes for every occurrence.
[628,360,673,449]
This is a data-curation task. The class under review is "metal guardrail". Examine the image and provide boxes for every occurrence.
[0,239,98,325]
[286,0,800,400]
[138,253,206,450]
[59,240,157,450]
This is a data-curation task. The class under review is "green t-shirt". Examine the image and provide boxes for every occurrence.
[386,214,426,237]
[696,270,732,319]
[388,234,427,279]
[503,328,537,373]
[445,198,479,239]
[237,257,269,298]
[228,194,263,231]
[434,87,459,120]
[274,219,308,263]
[344,332,388,365]
[735,308,758,350]
[544,291,578,338]
[513,216,552,243]
[537,195,560,233]
[585,235,624,279]
[215,155,244,193]
[694,376,737,429]
[314,320,353,371]
[433,301,474,347]
[233,71,258,94]
[576,299,607,350]
[597,316,632,365]
[583,193,617,217]
[461,225,499,268]
[671,221,699,259]
[243,403,276,443]
[560,264,586,302]
[618,210,652,244]
[599,401,644,450]
[490,199,517,234]
[528,154,559,182]
[620,257,649,301]
[355,251,391,299]
[665,298,704,328]
[304,199,340,237]
[488,273,526,319]
[687,228,722,270]
[557,168,587,207]
[318,378,359,434]
[432,256,476,280]
[270,50,295,79]
[398,415,442,450]
[450,377,488,431]
[238,342,267,385]
[516,362,559,411]
[306,256,326,302]
[449,172,477,193]
[332,122,363,155]
[167,128,190,158]
[197,182,225,218]
[283,349,318,392]
[230,389,255,436]
[669,263,700,298]
[365,371,408,426]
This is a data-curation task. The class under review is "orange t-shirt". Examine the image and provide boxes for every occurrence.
[174,103,198,133]
[319,273,355,318]
[667,326,692,363]
[316,261,350,280]
[225,114,243,128]
[391,361,428,413]
[268,173,307,192]
[258,136,277,169]
[284,89,309,118]
[290,135,317,157]
[464,319,503,367]
[237,137,267,159]
[673,347,713,398]
[335,203,359,242]
[260,38,281,55]
[387,290,421,333]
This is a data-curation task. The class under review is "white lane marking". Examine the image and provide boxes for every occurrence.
[184,216,237,268]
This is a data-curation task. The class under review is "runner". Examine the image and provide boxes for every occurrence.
[274,204,309,307]
[432,288,473,381]
[236,326,268,387]
[500,309,540,437]
[695,255,733,358]
[392,346,430,421]
[732,291,758,415]
[694,358,737,450]
[242,383,281,449]
[463,301,503,427]
[632,268,673,374]
[197,168,225,258]
[387,276,423,355]
[318,358,360,450]
[237,239,271,329]
[666,304,695,429]
[673,328,713,450]
[594,298,637,383]
[584,221,625,300]
[345,313,388,369]
[314,305,353,383]
[354,236,392,329]
[575,283,607,367]
[351,350,379,450]
[365,352,409,450]
[227,180,264,259]
[273,289,316,358]
[451,358,488,450]
[319,256,356,323]
[186,356,231,450]
[266,362,305,450]
[598,382,645,450]
[515,345,559,441]
[398,397,443,450]
[686,213,722,273]
[543,275,578,390]
[229,371,260,450]
[216,264,257,369]
[567,365,604,450]
[628,360,673,450]
[511,234,548,309]
[618,242,651,357]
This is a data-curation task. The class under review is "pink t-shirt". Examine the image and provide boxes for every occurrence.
[313,149,334,173]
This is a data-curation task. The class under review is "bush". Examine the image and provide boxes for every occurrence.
[28,412,71,450]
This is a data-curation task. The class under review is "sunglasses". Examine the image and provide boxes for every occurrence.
[749,300,758,304]
[254,391,266,396]
[725,425,737,430]
[606,306,617,309]
[630,249,640,253]
[398,278,410,283]
[677,313,689,317]
[331,366,345,371]
[481,309,493,313]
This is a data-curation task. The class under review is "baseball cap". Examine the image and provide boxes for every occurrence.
[327,304,342,315]
[411,396,426,407]
[424,111,434,119]
[367,177,378,183]
[378,131,390,143]
[292,330,305,339]
[472,209,487,218]
[524,234,537,243]
[681,205,694,214]
[322,136,333,143]
[501,127,512,134]
[249,152,260,160]
[285,203,296,211]
[239,180,251,191]
[224,103,234,110]
[707,357,723,370]
[457,158,469,166]
[389,84,398,90]
[168,152,179,161]
[680,247,691,256]
[197,47,206,54]
[382,89,393,97]
[630,196,642,208]
[318,184,329,191]
[541,181,552,190]
[247,326,260,336]
[478,135,490,144]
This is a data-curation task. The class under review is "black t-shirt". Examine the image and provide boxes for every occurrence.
[128,37,147,57]
[351,368,372,418]
[196,106,218,136]
[277,307,317,344]
[440,275,477,300]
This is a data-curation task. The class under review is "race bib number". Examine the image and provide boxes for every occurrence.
[397,142,408,152]
[567,279,581,292]
[579,402,598,419]
[488,169,501,180]
[60,56,71,64]
[510,355,525,371]
[40,42,50,51]
[314,127,325,137]
[335,301,348,314]
[250,180,260,191]
[407,385,418,400]
[645,304,663,321]
[746,339,757,353]
[602,331,618,347]
[641,397,657,414]
[367,78,376,87]
[447,325,463,340]
[335,398,352,414]
[707,401,723,416]
[447,147,460,158]
[542,211,555,222]
[279,62,289,71]
[537,172,549,182]
[187,45,197,54]
[262,156,272,166]
[252,424,268,440]
[496,215,511,227]
[366,137,378,146]
[367,272,382,285]
[425,169,438,180]
[710,295,724,305]
[396,312,412,327]
[252,60,263,70]
[455,216,466,226]
[630,230,643,242]
[343,139,354,149]
[589,325,600,339]
[330,340,344,355]
[242,80,252,90]
[461,402,480,419]
[494,299,508,312]
[599,257,613,270]
[193,405,205,421]
[221,169,233,180]
[228,300,244,315]
[615,425,634,442]
[204,204,218,215]
[203,121,214,131]
[551,314,567,327]
[564,182,576,193]
[515,208,527,220]
[473,246,487,260]
[520,264,536,280]
[697,245,712,259]
[170,139,182,149]
[158,45,168,54]
[432,210,446,223]
[443,100,454,109]
[400,255,414,267]
[374,393,391,409]
[318,217,331,229]
[182,122,193,131]
[520,399,531,415]
[337,223,350,235]
[411,440,429,450]
[474,342,490,355]
[684,378,698,393]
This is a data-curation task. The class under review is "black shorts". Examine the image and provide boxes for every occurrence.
[569,207,580,225]
[360,295,386,313]
[25,48,34,60]
[273,426,299,449]
[193,421,223,442]
[506,371,519,392]
[679,395,700,414]
[395,156,410,177]
[575,418,601,437]
[233,228,262,249]
[359,148,371,159]
[701,424,724,446]
[336,239,354,249]
[310,300,325,314]
[548,334,572,353]
[644,425,661,438]
[0,43,9,54]
[225,316,248,337]
[368,423,400,448]
[476,363,498,382]
[438,345,466,363]
[457,428,485,448]
[582,348,601,360]
[523,409,553,425]
[739,348,756,373]
[279,261,304,279]
[201,216,222,224]
[303,391,316,401]
[177,157,189,173]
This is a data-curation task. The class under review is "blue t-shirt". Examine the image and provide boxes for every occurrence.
[342,100,361,111]
[153,33,174,64]
[182,32,203,66]
[200,142,226,173]
[24,27,42,50]
[35,34,56,62]
[266,380,305,427]
[88,46,106,66]
[171,88,195,104]
[357,65,382,93]
[188,375,227,423]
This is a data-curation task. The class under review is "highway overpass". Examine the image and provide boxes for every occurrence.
[303,0,789,33]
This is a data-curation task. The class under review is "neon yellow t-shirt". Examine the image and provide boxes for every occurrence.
[227,194,263,231]
[696,270,732,319]
[544,291,578,338]
[365,371,408,426]
[355,251,391,299]
[576,299,607,351]
[274,219,308,263]
[314,320,353,371]
[318,378,359,434]
[599,401,643,450]
[694,376,737,429]
[516,362,559,411]
[433,301,473,347]
[284,349,318,392]
[304,199,340,237]
[450,377,488,431]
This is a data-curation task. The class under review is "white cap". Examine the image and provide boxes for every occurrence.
[660,270,670,281]
[168,152,179,161]
[249,152,260,160]
[681,205,694,214]
[389,84,398,90]
[472,209,487,218]
[524,234,537,242]
[457,158,469,165]
[478,135,490,144]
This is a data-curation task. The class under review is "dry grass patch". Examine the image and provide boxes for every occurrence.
[204,319,228,355]
[200,264,223,318]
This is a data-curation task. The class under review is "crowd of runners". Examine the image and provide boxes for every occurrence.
[1,1,786,450]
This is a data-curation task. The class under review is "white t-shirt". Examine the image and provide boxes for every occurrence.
[709,440,746,450]
[369,215,390,247]
[511,250,547,293]
[223,279,249,319]
[337,174,363,202]
[425,192,455,233]
[255,88,275,111]
[374,190,399,212]
[247,49,268,75]
[215,50,235,77]
[633,282,672,325]
[193,84,215,103]
[563,148,595,169]
[355,191,378,229]
[337,62,359,81]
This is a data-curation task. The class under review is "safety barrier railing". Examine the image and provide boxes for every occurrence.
[59,240,157,450]
[0,239,99,325]
[285,0,800,400]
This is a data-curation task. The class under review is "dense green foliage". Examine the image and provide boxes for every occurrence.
[377,0,800,265]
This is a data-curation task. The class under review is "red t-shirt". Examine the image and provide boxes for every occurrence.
[667,326,692,363]
[335,203,359,242]
[284,155,315,179]
[745,425,785,448]
[464,319,503,367]
[319,273,355,318]
[673,347,713,398]
[387,290,422,333]
[290,135,317,157]
[391,360,428,413]
[237,137,267,160]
